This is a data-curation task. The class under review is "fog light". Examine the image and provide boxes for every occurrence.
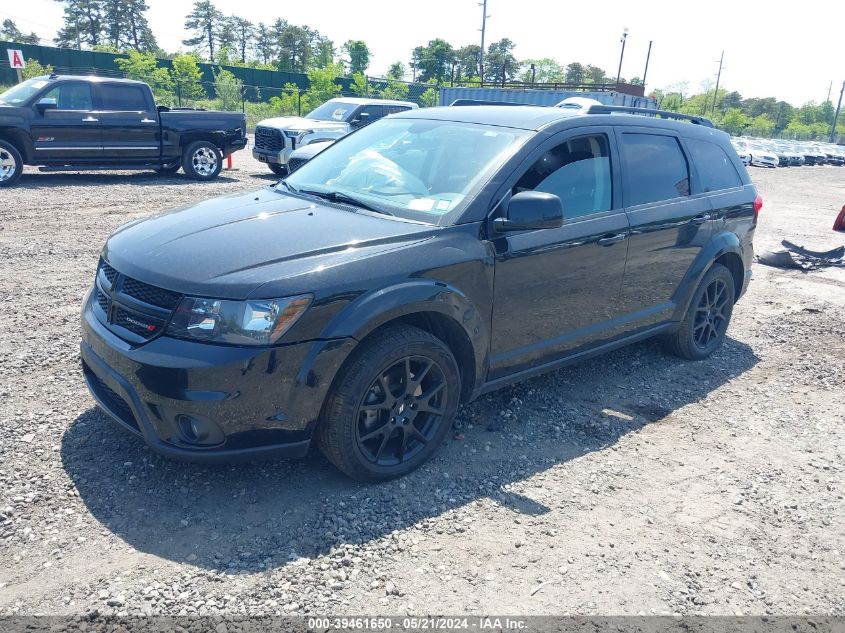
[177,415,224,446]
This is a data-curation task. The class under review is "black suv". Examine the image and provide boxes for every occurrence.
[81,104,759,481]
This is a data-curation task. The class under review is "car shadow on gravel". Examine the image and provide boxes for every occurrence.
[60,335,759,572]
[17,172,241,188]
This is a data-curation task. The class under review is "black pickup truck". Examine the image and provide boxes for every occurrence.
[0,75,247,186]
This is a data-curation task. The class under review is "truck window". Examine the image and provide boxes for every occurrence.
[42,82,93,111]
[100,84,150,111]
[513,134,612,219]
[620,133,690,206]
[685,138,743,192]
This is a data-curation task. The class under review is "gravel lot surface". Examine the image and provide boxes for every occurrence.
[1,152,843,617]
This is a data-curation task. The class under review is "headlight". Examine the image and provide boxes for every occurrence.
[166,294,312,345]
[284,129,313,139]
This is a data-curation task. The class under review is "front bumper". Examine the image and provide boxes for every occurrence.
[252,146,291,166]
[80,291,355,463]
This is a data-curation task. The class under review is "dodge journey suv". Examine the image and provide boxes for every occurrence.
[81,104,759,481]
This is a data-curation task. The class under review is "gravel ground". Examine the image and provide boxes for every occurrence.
[0,152,843,617]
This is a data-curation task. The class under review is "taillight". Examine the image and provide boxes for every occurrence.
[753,194,763,224]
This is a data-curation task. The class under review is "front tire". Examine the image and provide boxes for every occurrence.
[666,263,735,360]
[182,141,222,181]
[0,140,24,187]
[317,326,460,482]
[268,163,287,176]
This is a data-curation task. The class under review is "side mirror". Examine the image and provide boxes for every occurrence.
[494,191,564,232]
[36,97,57,111]
[352,112,371,126]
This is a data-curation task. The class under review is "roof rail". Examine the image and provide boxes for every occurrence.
[449,99,533,107]
[584,104,714,127]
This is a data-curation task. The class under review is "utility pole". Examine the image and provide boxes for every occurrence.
[711,50,724,115]
[478,0,489,86]
[831,80,844,143]
[642,40,653,88]
[615,28,628,86]
[827,81,833,103]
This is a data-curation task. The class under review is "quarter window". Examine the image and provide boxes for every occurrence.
[620,133,690,206]
[686,138,742,191]
[42,82,93,111]
[513,134,612,219]
[100,84,149,111]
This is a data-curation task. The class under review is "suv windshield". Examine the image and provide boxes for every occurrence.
[0,78,51,106]
[305,100,358,122]
[281,118,530,224]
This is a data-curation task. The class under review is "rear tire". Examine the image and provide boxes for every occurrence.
[182,141,222,181]
[666,263,735,360]
[268,163,287,176]
[0,140,24,187]
[317,326,460,482]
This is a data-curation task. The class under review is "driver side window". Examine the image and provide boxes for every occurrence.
[42,82,94,111]
[514,134,612,219]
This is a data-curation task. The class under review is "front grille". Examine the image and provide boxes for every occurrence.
[255,126,284,153]
[122,277,181,310]
[84,365,140,432]
[287,157,307,173]
[94,259,182,343]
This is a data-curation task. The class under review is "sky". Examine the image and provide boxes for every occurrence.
[2,0,842,107]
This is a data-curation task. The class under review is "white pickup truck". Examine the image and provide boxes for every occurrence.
[252,97,417,175]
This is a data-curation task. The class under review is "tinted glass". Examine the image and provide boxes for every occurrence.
[514,134,612,219]
[621,134,690,206]
[43,82,93,110]
[0,78,51,105]
[686,138,743,191]
[100,84,149,111]
[360,105,386,120]
[387,105,410,114]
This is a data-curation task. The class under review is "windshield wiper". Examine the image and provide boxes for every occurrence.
[297,189,394,216]
[274,179,299,194]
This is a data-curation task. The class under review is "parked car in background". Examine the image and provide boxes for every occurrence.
[821,144,844,166]
[762,140,791,167]
[0,75,247,186]
[745,141,779,167]
[731,138,752,166]
[775,142,805,166]
[286,139,334,173]
[252,97,418,175]
[81,104,758,481]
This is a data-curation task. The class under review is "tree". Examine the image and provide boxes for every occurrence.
[342,40,370,75]
[518,58,564,84]
[484,39,517,85]
[564,62,585,84]
[350,72,369,97]
[115,50,173,101]
[228,16,254,63]
[454,45,481,83]
[302,62,342,111]
[411,38,454,84]
[274,22,312,72]
[183,0,223,61]
[55,0,105,48]
[213,68,242,110]
[386,61,405,81]
[253,23,275,65]
[313,37,335,69]
[1,19,40,45]
[584,64,609,84]
[103,0,157,52]
[22,59,53,79]
[170,53,205,103]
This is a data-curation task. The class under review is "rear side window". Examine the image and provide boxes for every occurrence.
[686,138,743,191]
[359,105,387,119]
[100,84,149,111]
[514,134,612,219]
[387,105,410,114]
[620,133,690,206]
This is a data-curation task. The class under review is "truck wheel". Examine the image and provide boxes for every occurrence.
[182,141,222,181]
[317,326,460,482]
[666,263,735,361]
[0,140,23,187]
[268,163,287,176]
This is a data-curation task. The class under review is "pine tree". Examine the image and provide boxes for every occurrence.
[228,17,254,63]
[253,22,275,65]
[103,0,157,52]
[55,0,105,48]
[183,0,223,61]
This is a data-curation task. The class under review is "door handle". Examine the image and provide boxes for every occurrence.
[597,233,628,246]
[81,116,99,122]
[691,213,712,225]
[141,118,156,123]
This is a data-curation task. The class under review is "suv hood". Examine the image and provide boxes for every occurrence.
[257,116,349,132]
[103,188,435,300]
